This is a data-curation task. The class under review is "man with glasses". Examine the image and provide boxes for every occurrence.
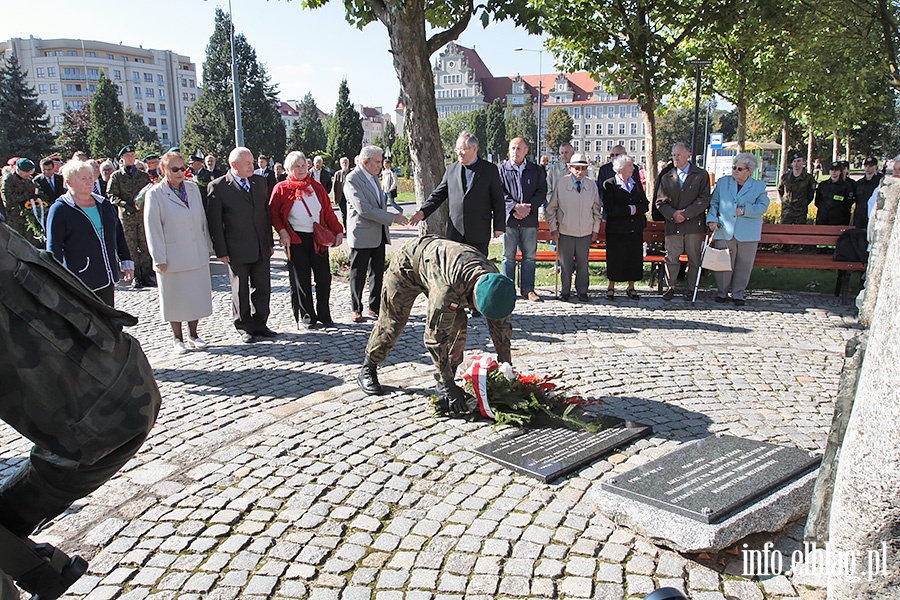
[654,142,711,301]
[597,144,627,188]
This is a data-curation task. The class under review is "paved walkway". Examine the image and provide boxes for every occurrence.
[0,252,859,600]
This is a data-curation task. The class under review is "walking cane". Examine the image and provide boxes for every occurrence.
[691,231,715,303]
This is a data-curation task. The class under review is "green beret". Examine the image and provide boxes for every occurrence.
[474,273,516,320]
[16,158,35,171]
[118,145,135,158]
[166,147,181,154]
[143,153,160,161]
[790,153,804,161]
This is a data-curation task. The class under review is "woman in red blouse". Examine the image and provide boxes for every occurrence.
[269,151,344,328]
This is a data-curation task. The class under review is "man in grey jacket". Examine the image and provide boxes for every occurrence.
[345,145,409,323]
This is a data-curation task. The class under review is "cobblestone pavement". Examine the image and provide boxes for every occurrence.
[0,247,859,600]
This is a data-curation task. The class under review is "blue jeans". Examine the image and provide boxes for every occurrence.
[502,227,538,294]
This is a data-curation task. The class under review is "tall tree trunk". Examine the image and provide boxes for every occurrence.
[736,92,747,153]
[845,136,851,165]
[641,100,658,199]
[380,2,449,236]
[832,131,839,163]
[779,116,789,178]
[807,123,814,174]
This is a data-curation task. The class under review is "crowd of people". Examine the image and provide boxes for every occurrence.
[1,138,898,362]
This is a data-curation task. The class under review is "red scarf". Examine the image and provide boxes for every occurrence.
[284,174,315,198]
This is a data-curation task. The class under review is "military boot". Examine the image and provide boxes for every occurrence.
[357,362,384,396]
[435,381,475,416]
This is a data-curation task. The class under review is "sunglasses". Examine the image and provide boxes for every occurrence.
[168,165,187,173]
[732,166,749,172]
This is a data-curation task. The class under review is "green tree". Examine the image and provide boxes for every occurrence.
[655,106,694,158]
[383,120,396,150]
[287,92,327,155]
[486,99,508,162]
[536,0,729,194]
[544,107,573,154]
[300,0,540,235]
[472,109,488,158]
[504,105,522,142]
[438,110,487,160]
[182,9,286,160]
[88,73,129,160]
[519,97,537,153]
[391,133,411,176]
[56,104,91,158]
[327,79,364,164]
[0,53,54,160]
[124,108,160,150]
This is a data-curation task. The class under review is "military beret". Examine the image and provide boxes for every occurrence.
[16,158,35,171]
[118,145,136,158]
[864,156,878,166]
[474,273,516,320]
[166,147,181,154]
[829,163,842,170]
[790,153,804,161]
[143,153,160,161]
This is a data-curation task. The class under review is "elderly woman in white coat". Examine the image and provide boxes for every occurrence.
[144,151,214,354]
[706,152,770,306]
[545,153,603,301]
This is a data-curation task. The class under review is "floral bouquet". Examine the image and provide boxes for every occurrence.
[456,355,602,431]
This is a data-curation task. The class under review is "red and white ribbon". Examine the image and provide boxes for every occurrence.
[465,355,497,420]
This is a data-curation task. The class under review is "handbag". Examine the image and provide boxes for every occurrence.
[701,235,732,271]
[296,192,336,254]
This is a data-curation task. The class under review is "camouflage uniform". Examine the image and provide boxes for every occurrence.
[0,171,40,246]
[366,236,513,384]
[778,169,817,224]
[107,166,153,272]
[0,223,160,536]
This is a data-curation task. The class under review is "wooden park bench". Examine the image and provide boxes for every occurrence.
[516,221,865,302]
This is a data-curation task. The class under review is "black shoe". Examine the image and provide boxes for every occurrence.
[239,331,254,343]
[131,278,144,289]
[470,309,482,318]
[715,295,728,303]
[299,317,317,330]
[256,327,278,338]
[578,293,590,302]
[662,288,675,301]
[733,298,746,306]
[559,294,570,302]
[319,320,335,328]
[358,365,384,396]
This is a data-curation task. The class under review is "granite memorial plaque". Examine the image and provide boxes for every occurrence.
[601,435,821,524]
[474,416,652,483]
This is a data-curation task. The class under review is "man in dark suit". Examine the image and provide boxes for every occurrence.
[410,132,505,256]
[207,147,276,343]
[332,156,351,228]
[253,155,277,200]
[654,142,711,300]
[33,158,65,204]
[311,156,333,198]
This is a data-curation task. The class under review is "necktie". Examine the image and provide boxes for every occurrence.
[678,170,686,188]
[461,165,468,192]
[240,178,250,193]
[576,180,582,193]
[49,177,55,193]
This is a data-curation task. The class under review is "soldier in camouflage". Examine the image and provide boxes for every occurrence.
[357,236,515,414]
[0,222,161,540]
[107,145,154,288]
[778,153,817,225]
[0,158,40,246]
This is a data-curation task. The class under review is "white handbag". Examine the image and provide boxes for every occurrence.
[701,236,732,271]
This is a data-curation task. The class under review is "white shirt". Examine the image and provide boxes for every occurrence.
[287,189,321,232]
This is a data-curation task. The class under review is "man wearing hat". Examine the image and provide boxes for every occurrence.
[854,157,883,229]
[357,236,515,414]
[144,153,161,183]
[814,162,856,226]
[107,145,154,287]
[778,153,817,225]
[0,158,38,244]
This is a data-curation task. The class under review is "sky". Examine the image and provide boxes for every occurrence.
[2,0,550,121]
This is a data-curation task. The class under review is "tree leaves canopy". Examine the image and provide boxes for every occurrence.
[327,79,364,163]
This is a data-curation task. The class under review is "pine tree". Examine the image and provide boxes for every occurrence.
[124,108,160,151]
[182,8,286,160]
[519,97,538,152]
[287,93,327,155]
[544,108,573,155]
[486,99,507,162]
[383,120,396,150]
[327,79,364,163]
[56,104,92,157]
[0,53,54,160]
[88,73,129,159]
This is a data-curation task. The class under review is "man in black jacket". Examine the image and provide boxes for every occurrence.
[815,163,855,226]
[410,132,505,257]
[33,158,65,203]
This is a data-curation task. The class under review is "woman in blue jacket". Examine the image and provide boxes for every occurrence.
[47,160,134,306]
[706,152,770,306]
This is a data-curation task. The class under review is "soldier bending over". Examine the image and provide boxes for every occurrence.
[357,236,515,414]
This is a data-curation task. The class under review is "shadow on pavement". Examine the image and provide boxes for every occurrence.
[596,395,714,441]
[513,313,752,340]
[153,367,344,399]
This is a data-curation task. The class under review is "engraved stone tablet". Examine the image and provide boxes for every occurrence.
[474,416,651,483]
[601,435,820,524]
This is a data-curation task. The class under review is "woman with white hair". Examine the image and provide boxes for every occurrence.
[601,154,649,299]
[269,151,344,328]
[706,152,770,306]
[46,159,134,306]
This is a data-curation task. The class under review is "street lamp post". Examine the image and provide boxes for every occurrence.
[514,48,543,161]
[687,59,711,163]
[228,0,244,147]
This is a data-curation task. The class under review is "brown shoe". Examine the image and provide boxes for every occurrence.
[367,309,379,319]
[351,312,363,323]
[526,291,542,302]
